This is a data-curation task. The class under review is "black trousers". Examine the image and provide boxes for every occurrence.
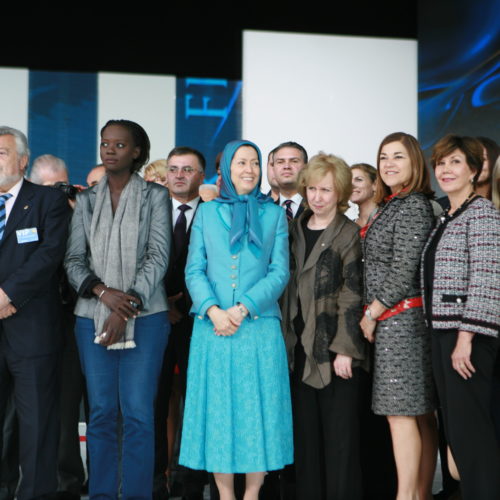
[291,364,363,500]
[0,337,60,500]
[57,311,86,494]
[0,384,18,500]
[432,330,500,500]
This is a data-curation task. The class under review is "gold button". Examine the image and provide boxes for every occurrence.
[232,255,238,259]
[231,265,237,269]
[231,283,236,288]
[197,315,203,319]
[254,315,259,320]
[230,274,236,279]
[457,298,462,304]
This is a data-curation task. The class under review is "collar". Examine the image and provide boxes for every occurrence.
[279,192,302,206]
[1,176,24,197]
[172,196,200,211]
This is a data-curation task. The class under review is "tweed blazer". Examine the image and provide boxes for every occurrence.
[281,210,368,389]
[64,176,172,318]
[363,192,434,308]
[421,196,500,337]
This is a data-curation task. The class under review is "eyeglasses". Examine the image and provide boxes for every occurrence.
[167,166,200,175]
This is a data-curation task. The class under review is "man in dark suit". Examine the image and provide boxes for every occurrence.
[272,141,308,221]
[262,141,308,500]
[153,146,206,500]
[0,127,69,500]
[29,154,86,500]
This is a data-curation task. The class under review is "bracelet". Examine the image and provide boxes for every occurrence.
[98,288,107,300]
[364,307,375,321]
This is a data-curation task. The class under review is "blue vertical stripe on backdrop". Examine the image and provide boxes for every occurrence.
[176,78,242,182]
[28,71,98,186]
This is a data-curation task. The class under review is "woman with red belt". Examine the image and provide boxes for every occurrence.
[360,132,438,500]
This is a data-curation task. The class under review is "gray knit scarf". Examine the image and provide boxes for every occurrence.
[90,174,142,349]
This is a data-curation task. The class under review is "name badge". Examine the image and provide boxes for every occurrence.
[16,227,39,244]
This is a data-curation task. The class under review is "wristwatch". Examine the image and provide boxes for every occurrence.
[236,303,248,318]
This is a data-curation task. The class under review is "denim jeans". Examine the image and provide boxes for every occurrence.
[75,312,170,500]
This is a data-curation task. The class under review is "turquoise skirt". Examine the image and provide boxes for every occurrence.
[179,316,293,473]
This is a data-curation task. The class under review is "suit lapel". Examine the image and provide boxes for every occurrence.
[2,180,35,244]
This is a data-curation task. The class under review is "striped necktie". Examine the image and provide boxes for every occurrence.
[283,199,294,221]
[0,193,13,241]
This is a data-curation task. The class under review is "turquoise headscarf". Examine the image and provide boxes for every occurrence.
[217,139,272,250]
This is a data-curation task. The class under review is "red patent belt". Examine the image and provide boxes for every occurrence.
[364,297,423,321]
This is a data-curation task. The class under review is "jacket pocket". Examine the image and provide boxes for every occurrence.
[441,294,467,304]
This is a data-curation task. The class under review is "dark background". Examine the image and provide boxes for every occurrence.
[3,8,417,79]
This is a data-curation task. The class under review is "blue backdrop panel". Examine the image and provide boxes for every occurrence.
[176,78,242,182]
[28,71,98,186]
[418,0,500,156]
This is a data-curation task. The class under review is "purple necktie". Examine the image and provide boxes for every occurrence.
[283,199,293,221]
[173,204,192,253]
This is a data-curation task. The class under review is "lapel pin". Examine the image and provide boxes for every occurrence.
[24,205,29,210]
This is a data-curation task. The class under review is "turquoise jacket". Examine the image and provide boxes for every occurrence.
[186,200,290,320]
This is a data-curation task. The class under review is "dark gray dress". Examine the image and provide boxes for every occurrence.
[363,192,436,415]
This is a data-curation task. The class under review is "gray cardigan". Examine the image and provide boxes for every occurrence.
[64,177,172,319]
[421,196,500,337]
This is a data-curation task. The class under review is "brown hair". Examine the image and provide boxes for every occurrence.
[477,136,500,183]
[298,152,352,214]
[431,134,484,187]
[351,162,377,184]
[374,132,434,205]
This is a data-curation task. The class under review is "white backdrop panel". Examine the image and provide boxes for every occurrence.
[98,73,176,165]
[0,68,29,135]
[243,30,417,188]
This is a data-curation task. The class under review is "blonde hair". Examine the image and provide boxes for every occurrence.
[298,152,352,214]
[492,156,500,210]
[143,159,167,181]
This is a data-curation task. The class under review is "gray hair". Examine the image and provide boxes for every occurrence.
[29,154,68,184]
[0,126,30,159]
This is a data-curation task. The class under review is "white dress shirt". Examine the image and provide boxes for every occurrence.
[2,177,24,223]
[279,192,303,218]
[171,196,200,230]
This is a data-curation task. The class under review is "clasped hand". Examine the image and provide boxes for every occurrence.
[94,286,141,346]
[98,311,129,347]
[207,305,247,336]
[97,286,140,321]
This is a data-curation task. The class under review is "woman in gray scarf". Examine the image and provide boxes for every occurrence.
[65,119,171,499]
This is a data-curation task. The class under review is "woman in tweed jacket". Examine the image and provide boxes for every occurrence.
[422,135,500,499]
[360,132,438,500]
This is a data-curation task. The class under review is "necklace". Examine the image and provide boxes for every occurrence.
[440,191,476,223]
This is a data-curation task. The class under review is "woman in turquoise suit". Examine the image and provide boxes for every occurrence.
[179,139,293,500]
